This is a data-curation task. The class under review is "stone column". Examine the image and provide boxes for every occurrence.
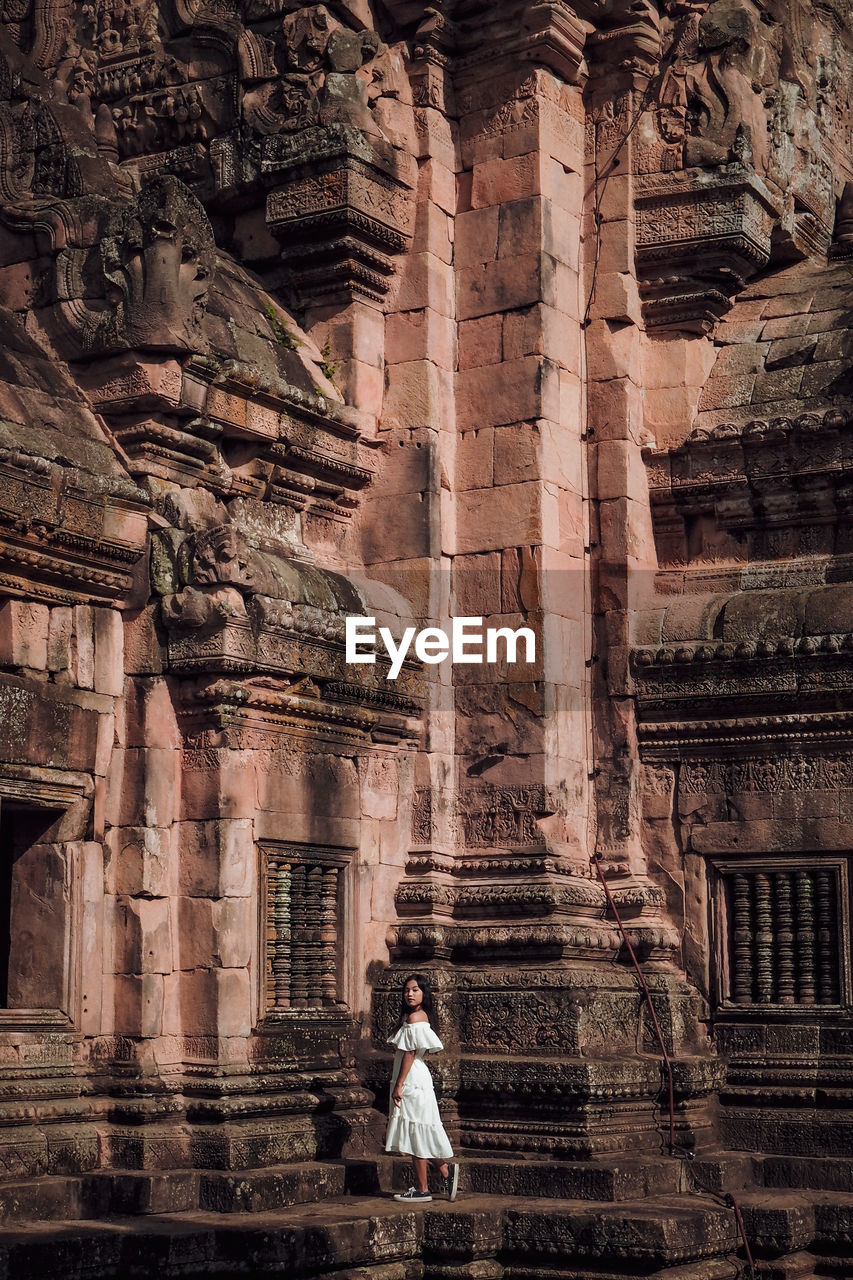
[451,54,591,873]
[373,5,719,1170]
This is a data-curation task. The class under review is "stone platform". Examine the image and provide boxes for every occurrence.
[0,1158,852,1278]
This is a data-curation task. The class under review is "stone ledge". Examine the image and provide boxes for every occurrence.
[2,1172,853,1275]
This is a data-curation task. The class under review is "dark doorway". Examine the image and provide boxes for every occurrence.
[0,802,64,1008]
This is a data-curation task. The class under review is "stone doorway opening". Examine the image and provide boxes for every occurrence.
[0,800,69,1015]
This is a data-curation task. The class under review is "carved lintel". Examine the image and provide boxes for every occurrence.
[76,355,184,414]
[160,577,425,711]
[635,164,779,334]
[175,671,420,748]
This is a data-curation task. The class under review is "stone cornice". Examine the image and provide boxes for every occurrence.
[387,919,620,961]
[82,354,376,515]
[645,408,853,560]
[165,615,420,694]
[395,874,605,918]
[177,676,419,748]
[638,708,853,754]
[451,0,591,84]
[0,448,149,606]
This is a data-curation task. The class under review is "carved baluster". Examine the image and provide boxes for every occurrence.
[265,856,278,1010]
[795,869,816,1005]
[290,862,308,1008]
[754,873,773,1003]
[320,866,339,1006]
[774,871,795,1005]
[305,865,323,1007]
[731,873,753,1003]
[271,860,293,1009]
[815,871,838,1004]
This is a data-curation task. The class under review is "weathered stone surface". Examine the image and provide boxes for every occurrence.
[0,0,848,1273]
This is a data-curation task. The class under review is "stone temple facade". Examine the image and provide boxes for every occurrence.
[0,0,853,1275]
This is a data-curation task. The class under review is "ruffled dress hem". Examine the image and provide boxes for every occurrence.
[385,1119,454,1160]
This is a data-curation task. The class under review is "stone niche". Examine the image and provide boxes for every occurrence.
[0,800,73,1017]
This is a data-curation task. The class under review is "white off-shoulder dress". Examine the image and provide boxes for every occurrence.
[385,1020,454,1160]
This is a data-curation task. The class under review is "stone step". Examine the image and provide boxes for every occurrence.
[0,1150,765,1223]
[352,1152,685,1201]
[0,1190,849,1277]
[730,1187,853,1258]
[758,1154,853,1193]
[349,1150,759,1204]
[0,1194,740,1279]
[198,1161,346,1213]
[0,1161,346,1223]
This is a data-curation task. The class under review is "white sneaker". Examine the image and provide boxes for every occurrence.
[444,1163,459,1201]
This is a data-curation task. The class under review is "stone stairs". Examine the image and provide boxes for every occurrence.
[0,1151,754,1222]
[0,1189,851,1278]
[0,1160,345,1223]
[0,1156,851,1277]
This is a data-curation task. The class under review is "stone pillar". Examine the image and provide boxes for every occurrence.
[583,67,656,880]
[371,5,719,1171]
[452,59,590,870]
[581,41,691,977]
[356,43,459,886]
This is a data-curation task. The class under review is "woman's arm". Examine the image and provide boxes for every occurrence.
[392,1010,432,1106]
[392,1050,416,1107]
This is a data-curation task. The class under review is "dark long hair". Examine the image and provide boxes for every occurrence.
[399,972,437,1031]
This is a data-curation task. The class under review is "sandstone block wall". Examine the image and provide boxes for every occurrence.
[0,2,847,1237]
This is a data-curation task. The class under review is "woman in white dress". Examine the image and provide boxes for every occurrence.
[385,973,459,1202]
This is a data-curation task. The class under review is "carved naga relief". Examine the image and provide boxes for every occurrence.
[657,1,770,172]
[47,175,215,358]
[643,1,839,225]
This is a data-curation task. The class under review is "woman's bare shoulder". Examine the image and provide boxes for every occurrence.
[406,1010,429,1023]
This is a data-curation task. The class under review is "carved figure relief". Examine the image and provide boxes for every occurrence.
[49,175,215,357]
[99,175,215,350]
[461,784,549,849]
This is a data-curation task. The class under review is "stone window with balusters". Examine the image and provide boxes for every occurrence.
[260,842,351,1015]
[712,857,850,1011]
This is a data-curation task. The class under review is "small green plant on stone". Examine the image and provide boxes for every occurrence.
[319,340,337,382]
[263,301,301,350]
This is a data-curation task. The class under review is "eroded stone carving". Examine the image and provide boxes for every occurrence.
[49,176,215,358]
